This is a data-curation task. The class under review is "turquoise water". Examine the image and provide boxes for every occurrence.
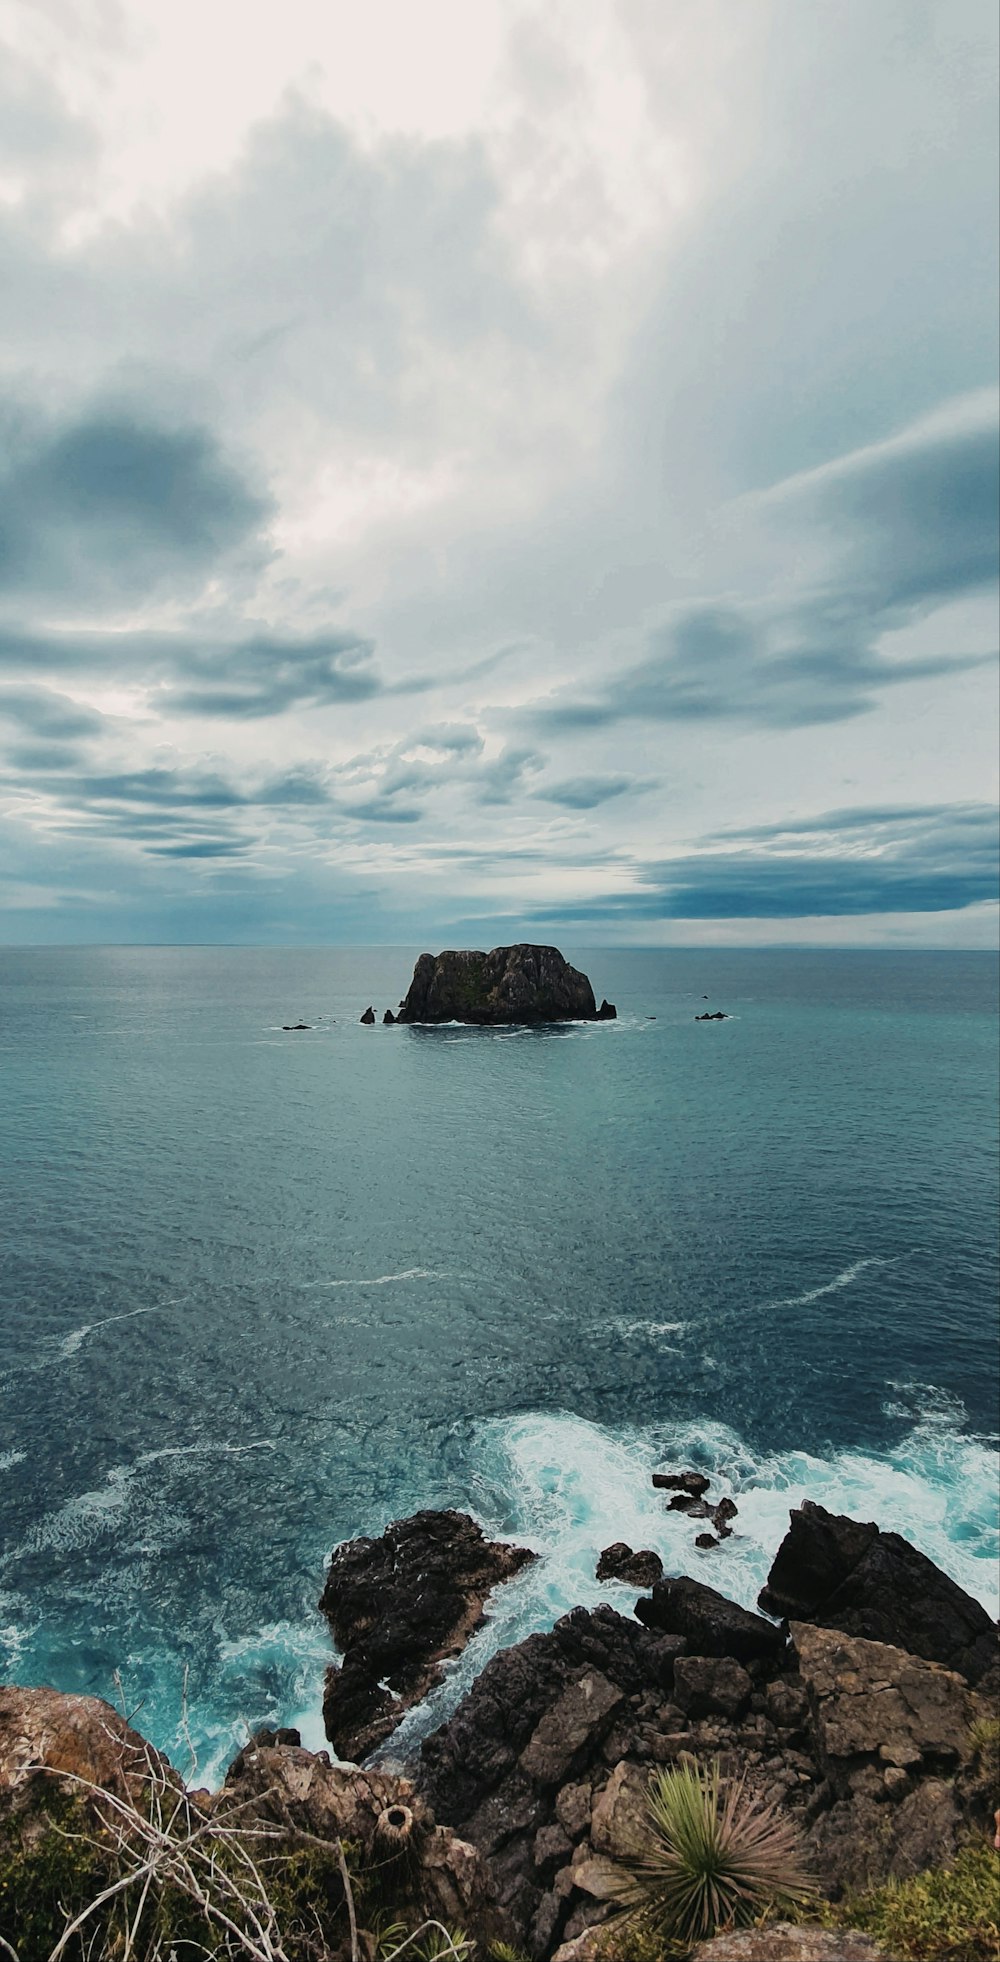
[0,946,997,1783]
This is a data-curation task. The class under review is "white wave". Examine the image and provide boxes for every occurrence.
[0,1450,26,1472]
[374,1400,1000,1755]
[301,1268,450,1289]
[54,1298,183,1362]
[609,1319,689,1341]
[762,1255,890,1311]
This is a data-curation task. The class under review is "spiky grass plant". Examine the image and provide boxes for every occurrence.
[617,1756,815,1950]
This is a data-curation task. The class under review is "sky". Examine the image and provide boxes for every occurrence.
[0,0,997,946]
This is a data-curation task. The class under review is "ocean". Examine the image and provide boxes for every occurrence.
[0,945,997,1785]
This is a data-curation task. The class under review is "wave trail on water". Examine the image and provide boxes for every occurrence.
[55,1299,182,1361]
[761,1254,892,1311]
[299,1269,451,1289]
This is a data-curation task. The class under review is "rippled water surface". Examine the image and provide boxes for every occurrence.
[1,946,997,1781]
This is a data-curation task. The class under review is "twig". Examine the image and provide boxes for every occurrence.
[336,1836,360,1962]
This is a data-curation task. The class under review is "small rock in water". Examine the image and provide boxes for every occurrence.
[652,1469,710,1496]
[668,1494,713,1518]
[360,1006,376,1024]
[282,1022,311,1031]
[695,1533,720,1551]
[596,998,617,1020]
[383,1009,396,1024]
[596,1543,664,1587]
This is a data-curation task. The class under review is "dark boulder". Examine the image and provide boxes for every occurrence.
[360,1006,376,1025]
[383,1009,396,1024]
[668,1494,713,1518]
[395,945,603,1025]
[595,999,617,1021]
[635,1576,787,1663]
[695,1011,728,1021]
[652,1469,711,1496]
[695,1533,720,1550]
[319,1509,535,1761]
[759,1501,997,1685]
[595,1543,664,1587]
[282,1022,311,1031]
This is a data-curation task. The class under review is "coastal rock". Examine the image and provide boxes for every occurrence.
[221,1738,506,1947]
[282,1022,310,1030]
[418,1605,685,1947]
[383,1008,396,1024]
[395,944,601,1025]
[0,1685,172,1807]
[673,1655,753,1719]
[759,1501,997,1684]
[596,1543,664,1587]
[696,1010,728,1021]
[319,1509,535,1761]
[360,1005,376,1024]
[596,999,617,1020]
[689,1929,888,1961]
[791,1622,972,1778]
[652,1469,711,1495]
[635,1577,787,1663]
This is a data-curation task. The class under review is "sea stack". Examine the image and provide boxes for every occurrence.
[395,944,612,1025]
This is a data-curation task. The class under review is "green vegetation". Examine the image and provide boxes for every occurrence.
[611,1757,815,1954]
[831,1839,1000,1962]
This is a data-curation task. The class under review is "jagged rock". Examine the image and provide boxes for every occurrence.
[360,1005,376,1024]
[383,1008,396,1024]
[674,1655,753,1719]
[652,1469,711,1495]
[521,1672,624,1785]
[319,1509,535,1761]
[552,1933,605,1962]
[760,1501,997,1684]
[696,1532,721,1550]
[418,1605,685,1947]
[690,1929,888,1960]
[282,1022,310,1030]
[635,1577,787,1663]
[0,1685,172,1808]
[791,1622,972,1777]
[395,944,604,1024]
[589,1760,650,1859]
[596,1543,664,1587]
[713,1497,739,1534]
[696,1010,729,1020]
[596,999,617,1020]
[669,1493,713,1517]
[220,1739,506,1945]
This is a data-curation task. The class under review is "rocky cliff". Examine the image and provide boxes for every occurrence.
[395,944,616,1025]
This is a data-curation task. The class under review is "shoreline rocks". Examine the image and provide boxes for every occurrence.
[395,945,608,1025]
[319,1509,536,1762]
[759,1500,998,1687]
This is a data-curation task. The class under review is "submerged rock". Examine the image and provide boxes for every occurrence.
[395,944,604,1025]
[319,1509,535,1762]
[759,1500,997,1685]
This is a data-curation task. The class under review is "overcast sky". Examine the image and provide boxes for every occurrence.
[1,0,997,946]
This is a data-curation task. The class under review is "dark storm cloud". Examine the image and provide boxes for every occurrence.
[532,396,999,734]
[532,805,998,923]
[0,404,272,605]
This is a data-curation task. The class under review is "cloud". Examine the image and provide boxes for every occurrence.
[0,684,107,739]
[539,774,634,808]
[530,393,999,734]
[532,805,998,923]
[0,622,382,718]
[0,403,272,605]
